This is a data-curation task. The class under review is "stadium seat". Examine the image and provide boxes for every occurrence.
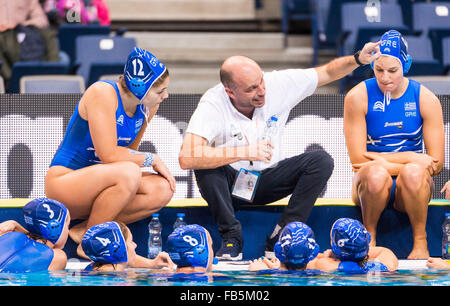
[410,76,450,95]
[20,75,85,93]
[58,23,111,69]
[74,35,136,87]
[412,2,450,35]
[339,2,407,56]
[338,2,408,93]
[281,0,315,37]
[443,37,450,74]
[412,2,450,64]
[322,0,365,50]
[8,54,71,93]
[282,0,318,65]
[403,35,444,76]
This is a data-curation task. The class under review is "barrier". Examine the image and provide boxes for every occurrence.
[1,93,450,199]
[1,93,449,259]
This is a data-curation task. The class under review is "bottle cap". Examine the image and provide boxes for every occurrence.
[152,213,160,218]
[177,213,185,217]
[270,116,278,122]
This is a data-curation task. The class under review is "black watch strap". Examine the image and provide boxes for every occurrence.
[354,50,364,66]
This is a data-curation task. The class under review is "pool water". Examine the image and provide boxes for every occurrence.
[0,268,449,286]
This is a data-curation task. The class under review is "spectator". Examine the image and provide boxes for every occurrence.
[0,0,59,89]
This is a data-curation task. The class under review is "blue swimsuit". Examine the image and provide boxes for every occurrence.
[365,78,423,154]
[50,80,146,170]
[0,232,54,273]
[365,78,422,204]
[338,260,389,274]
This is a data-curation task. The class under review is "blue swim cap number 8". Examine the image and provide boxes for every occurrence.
[183,235,199,247]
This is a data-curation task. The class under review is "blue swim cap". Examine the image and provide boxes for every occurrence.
[166,224,210,269]
[331,218,371,261]
[23,198,68,244]
[274,222,320,269]
[372,29,412,74]
[82,222,128,265]
[123,47,166,101]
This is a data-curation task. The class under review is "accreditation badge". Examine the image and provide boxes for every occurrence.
[231,168,261,202]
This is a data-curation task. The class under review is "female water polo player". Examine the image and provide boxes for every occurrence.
[344,30,445,259]
[166,224,215,273]
[45,47,176,255]
[82,221,175,271]
[0,198,70,272]
[248,222,320,271]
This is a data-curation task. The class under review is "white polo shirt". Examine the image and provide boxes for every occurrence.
[186,68,318,171]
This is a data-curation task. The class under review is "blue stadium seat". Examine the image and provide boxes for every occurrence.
[443,37,450,74]
[8,52,71,93]
[340,2,407,56]
[75,35,136,87]
[412,2,450,66]
[338,2,408,93]
[57,23,111,69]
[20,75,85,93]
[412,2,450,36]
[281,0,315,36]
[323,0,365,50]
[403,36,444,76]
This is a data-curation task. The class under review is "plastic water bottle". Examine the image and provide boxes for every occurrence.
[173,213,187,230]
[443,213,450,259]
[148,213,162,259]
[262,116,278,143]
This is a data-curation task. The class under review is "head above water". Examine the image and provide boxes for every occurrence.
[82,221,129,265]
[23,198,70,247]
[330,218,371,262]
[274,222,320,269]
[166,224,213,271]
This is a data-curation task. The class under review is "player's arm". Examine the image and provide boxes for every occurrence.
[417,85,445,176]
[128,104,159,150]
[368,246,398,271]
[359,85,444,176]
[81,82,149,167]
[343,82,371,165]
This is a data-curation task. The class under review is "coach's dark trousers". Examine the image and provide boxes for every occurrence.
[194,150,334,245]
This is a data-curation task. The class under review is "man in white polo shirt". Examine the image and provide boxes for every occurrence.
[179,42,381,260]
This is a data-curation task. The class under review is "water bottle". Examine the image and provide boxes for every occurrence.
[173,213,187,230]
[443,213,450,259]
[148,213,162,259]
[262,116,278,143]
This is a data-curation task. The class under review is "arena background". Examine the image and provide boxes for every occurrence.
[1,93,449,200]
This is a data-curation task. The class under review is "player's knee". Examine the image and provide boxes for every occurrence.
[398,163,428,192]
[155,178,174,207]
[361,165,391,195]
[115,161,142,192]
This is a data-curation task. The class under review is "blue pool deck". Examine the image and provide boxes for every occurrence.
[0,198,449,260]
